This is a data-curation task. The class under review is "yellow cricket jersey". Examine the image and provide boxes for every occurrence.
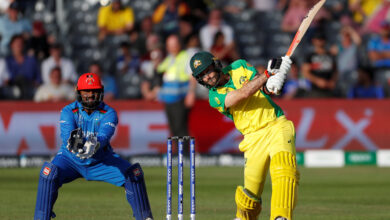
[97,5,134,31]
[152,3,189,24]
[208,59,284,135]
[349,0,382,24]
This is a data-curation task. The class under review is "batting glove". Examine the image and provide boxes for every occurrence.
[264,56,292,94]
[265,72,287,95]
[77,135,100,159]
[265,57,282,77]
[264,56,292,77]
[279,56,292,75]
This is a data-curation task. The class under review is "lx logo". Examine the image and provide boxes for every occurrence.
[296,108,328,148]
[332,110,378,150]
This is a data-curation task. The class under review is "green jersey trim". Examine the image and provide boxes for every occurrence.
[260,90,284,117]
[209,89,234,120]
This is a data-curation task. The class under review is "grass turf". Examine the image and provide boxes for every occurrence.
[1,166,390,219]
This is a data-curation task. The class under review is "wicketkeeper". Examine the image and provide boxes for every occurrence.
[34,73,153,220]
[190,52,299,220]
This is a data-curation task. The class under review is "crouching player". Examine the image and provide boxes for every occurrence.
[34,73,153,220]
[190,52,299,220]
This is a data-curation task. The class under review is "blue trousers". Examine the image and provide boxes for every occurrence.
[52,152,131,187]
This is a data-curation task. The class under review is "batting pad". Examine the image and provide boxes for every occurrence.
[270,152,300,220]
[235,186,262,220]
[125,163,153,220]
[34,162,59,220]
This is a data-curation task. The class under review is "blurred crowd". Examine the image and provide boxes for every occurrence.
[0,0,390,102]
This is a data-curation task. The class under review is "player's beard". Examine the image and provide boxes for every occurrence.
[83,95,97,109]
[80,92,103,110]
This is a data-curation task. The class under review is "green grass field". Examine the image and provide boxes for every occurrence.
[1,166,390,220]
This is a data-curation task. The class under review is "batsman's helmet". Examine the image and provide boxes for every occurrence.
[190,51,222,89]
[76,73,104,110]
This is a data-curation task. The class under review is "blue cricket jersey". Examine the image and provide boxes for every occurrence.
[59,101,118,166]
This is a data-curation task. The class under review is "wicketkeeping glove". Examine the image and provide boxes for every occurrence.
[67,128,84,154]
[77,135,100,159]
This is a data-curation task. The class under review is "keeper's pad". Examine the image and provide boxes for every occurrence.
[125,163,153,220]
[235,186,262,220]
[270,152,300,220]
[34,162,59,220]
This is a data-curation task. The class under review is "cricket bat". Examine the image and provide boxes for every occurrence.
[285,0,326,57]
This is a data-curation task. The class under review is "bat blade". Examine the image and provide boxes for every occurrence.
[286,0,326,57]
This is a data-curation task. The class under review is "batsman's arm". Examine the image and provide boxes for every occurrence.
[224,72,268,108]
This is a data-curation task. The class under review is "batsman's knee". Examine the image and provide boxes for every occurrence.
[34,162,60,220]
[270,151,300,220]
[125,163,153,220]
[235,185,262,220]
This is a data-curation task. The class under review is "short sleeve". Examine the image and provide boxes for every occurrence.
[240,60,258,80]
[209,89,232,119]
[97,7,108,27]
[124,7,135,24]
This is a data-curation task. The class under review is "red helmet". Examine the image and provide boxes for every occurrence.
[77,73,103,90]
[76,73,104,110]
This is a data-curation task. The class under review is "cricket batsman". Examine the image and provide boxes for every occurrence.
[190,52,299,220]
[34,73,153,220]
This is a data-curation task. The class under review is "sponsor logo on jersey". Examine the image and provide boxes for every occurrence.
[43,167,51,176]
[105,122,116,128]
[214,97,221,105]
[133,168,142,176]
[239,76,248,85]
[193,60,201,69]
